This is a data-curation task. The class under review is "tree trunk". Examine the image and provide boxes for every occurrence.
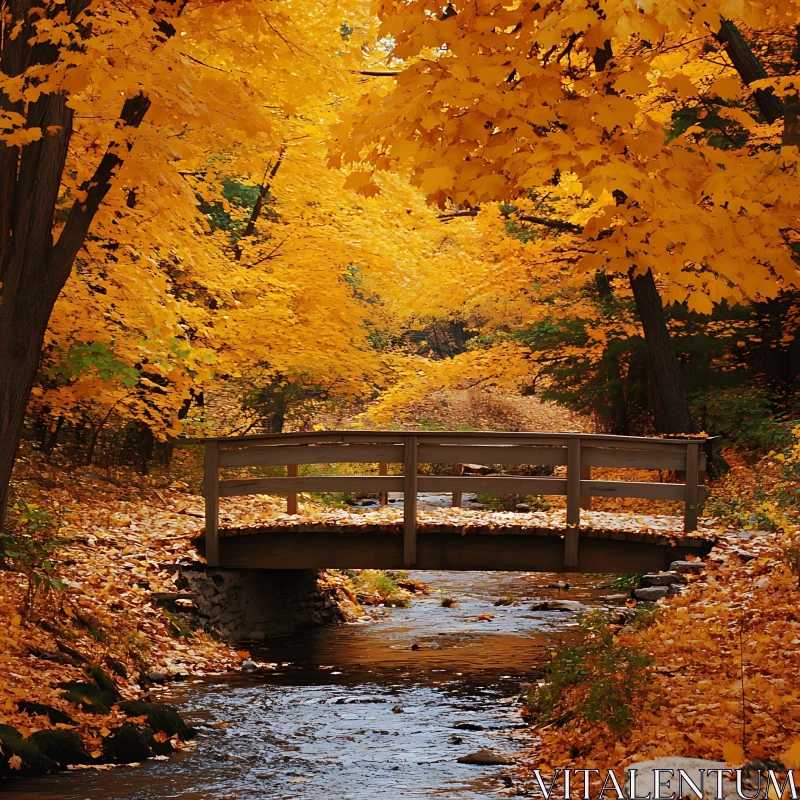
[0,266,66,529]
[628,269,698,434]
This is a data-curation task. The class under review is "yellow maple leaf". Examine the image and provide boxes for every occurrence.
[722,741,745,765]
[8,754,22,771]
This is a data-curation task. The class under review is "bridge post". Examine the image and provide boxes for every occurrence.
[684,442,700,533]
[379,462,389,506]
[452,463,463,508]
[403,435,418,567]
[203,441,220,567]
[286,463,298,515]
[565,437,581,568]
[580,465,592,510]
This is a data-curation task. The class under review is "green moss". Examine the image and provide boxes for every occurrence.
[59,681,115,713]
[105,657,128,678]
[101,724,151,763]
[164,609,193,639]
[0,725,58,777]
[28,730,89,767]
[86,665,118,696]
[60,666,119,713]
[17,701,75,726]
[118,701,195,740]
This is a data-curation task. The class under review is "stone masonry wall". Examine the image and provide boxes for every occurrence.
[179,567,345,641]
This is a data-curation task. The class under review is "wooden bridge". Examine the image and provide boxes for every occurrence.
[196,431,717,573]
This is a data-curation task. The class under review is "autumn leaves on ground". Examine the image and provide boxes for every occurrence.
[2,0,800,790]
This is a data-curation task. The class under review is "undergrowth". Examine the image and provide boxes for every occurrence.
[525,609,654,734]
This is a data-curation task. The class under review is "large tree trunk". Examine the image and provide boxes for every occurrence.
[628,269,698,434]
[0,264,68,528]
[0,0,184,529]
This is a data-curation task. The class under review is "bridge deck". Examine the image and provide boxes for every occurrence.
[192,430,719,571]
[199,508,715,573]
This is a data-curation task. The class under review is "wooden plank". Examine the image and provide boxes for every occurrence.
[580,465,592,510]
[219,443,404,468]
[416,476,567,494]
[565,439,581,567]
[203,442,220,567]
[684,443,700,532]
[213,529,711,573]
[581,446,706,471]
[219,475,404,497]
[379,462,389,507]
[286,463,298,515]
[567,439,581,526]
[583,479,708,502]
[404,436,418,568]
[194,429,709,447]
[417,443,567,466]
[421,434,569,448]
[452,463,462,509]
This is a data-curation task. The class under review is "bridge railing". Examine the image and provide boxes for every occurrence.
[196,431,715,568]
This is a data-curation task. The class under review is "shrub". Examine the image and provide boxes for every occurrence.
[0,499,65,619]
[608,573,643,592]
[525,610,652,734]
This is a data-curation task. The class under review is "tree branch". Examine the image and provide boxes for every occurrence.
[517,215,584,233]
[717,19,784,123]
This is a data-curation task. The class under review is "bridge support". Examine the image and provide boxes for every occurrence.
[203,441,220,567]
[403,435,418,567]
[564,438,581,567]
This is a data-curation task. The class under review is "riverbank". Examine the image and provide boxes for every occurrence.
[9,569,603,799]
[516,446,800,784]
[0,454,372,778]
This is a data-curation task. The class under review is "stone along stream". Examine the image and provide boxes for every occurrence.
[10,567,616,800]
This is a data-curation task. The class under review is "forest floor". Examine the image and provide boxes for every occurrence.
[2,391,799,780]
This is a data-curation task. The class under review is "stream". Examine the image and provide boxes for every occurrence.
[10,495,616,800]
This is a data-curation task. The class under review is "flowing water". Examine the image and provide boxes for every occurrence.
[10,496,616,800]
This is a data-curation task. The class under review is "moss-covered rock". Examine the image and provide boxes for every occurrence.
[59,681,115,713]
[60,666,119,712]
[100,723,172,763]
[105,657,128,678]
[28,730,90,768]
[16,701,76,726]
[0,725,58,778]
[86,666,118,696]
[117,701,195,740]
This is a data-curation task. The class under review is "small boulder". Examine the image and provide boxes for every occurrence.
[0,725,58,777]
[245,630,266,641]
[28,730,90,768]
[242,659,258,671]
[641,571,686,587]
[634,586,668,601]
[118,701,195,740]
[144,670,166,684]
[599,594,630,602]
[514,503,531,512]
[457,749,512,765]
[454,722,484,731]
[670,560,704,574]
[102,724,154,764]
[624,757,733,800]
[530,599,586,612]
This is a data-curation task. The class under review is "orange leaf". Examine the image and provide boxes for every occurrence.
[722,741,745,765]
